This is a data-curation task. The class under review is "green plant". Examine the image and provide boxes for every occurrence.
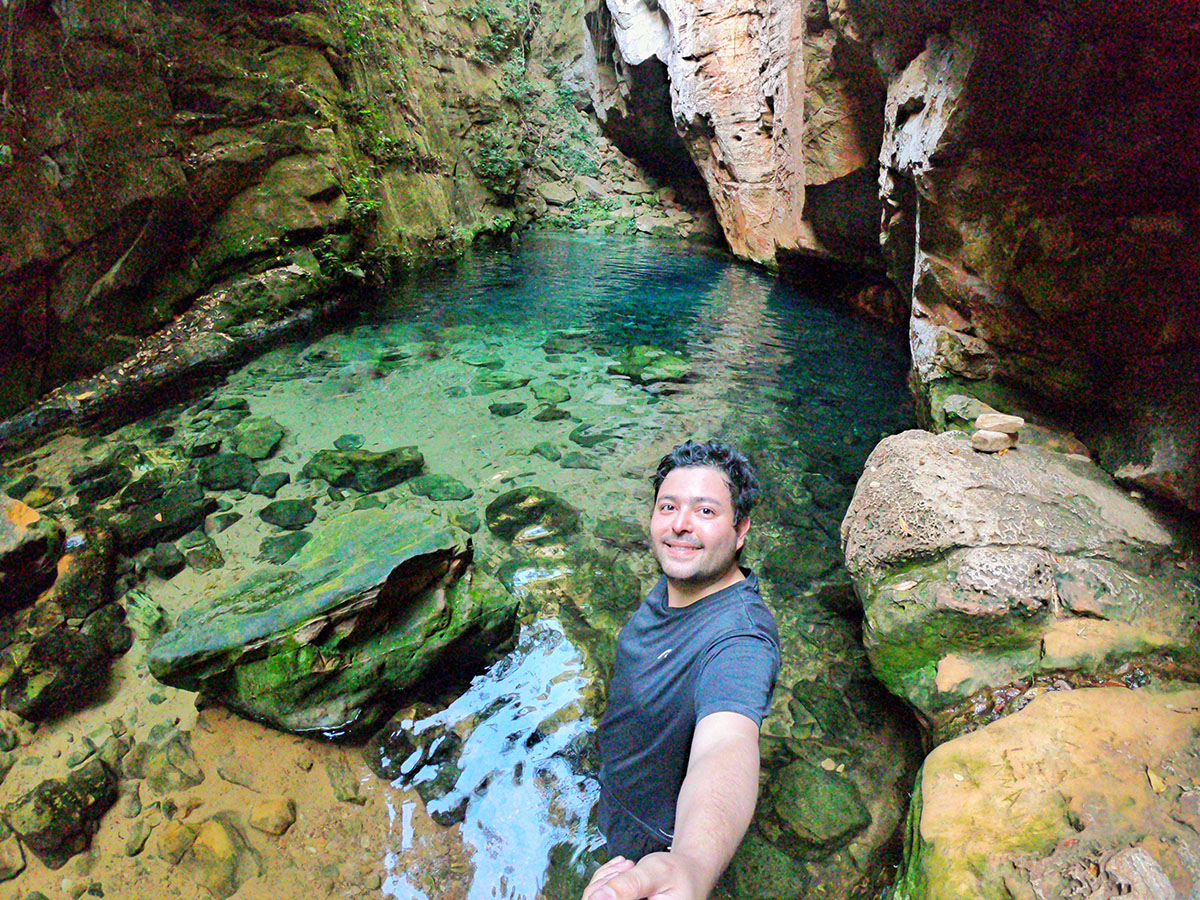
[472,124,525,196]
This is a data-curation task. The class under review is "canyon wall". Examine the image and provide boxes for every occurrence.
[592,0,1200,512]
[0,0,612,425]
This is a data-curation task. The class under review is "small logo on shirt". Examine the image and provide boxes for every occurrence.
[657,648,675,661]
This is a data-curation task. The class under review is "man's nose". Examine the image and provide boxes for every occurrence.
[670,508,694,532]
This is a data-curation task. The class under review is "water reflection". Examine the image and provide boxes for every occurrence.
[383,621,601,900]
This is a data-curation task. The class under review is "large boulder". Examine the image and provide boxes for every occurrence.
[0,498,64,612]
[894,685,1200,900]
[147,508,518,735]
[841,429,1199,738]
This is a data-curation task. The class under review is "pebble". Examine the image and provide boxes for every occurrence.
[975,413,1025,434]
[971,429,1016,452]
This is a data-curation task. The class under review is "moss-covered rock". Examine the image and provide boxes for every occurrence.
[303,446,424,493]
[606,345,690,384]
[841,430,1200,737]
[147,508,517,734]
[3,758,118,869]
[894,686,1200,900]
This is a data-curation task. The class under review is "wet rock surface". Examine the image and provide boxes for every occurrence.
[4,758,118,869]
[302,446,424,494]
[148,508,518,734]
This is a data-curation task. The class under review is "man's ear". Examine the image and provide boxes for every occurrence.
[735,516,750,550]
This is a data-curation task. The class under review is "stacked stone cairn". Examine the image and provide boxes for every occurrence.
[970,413,1025,452]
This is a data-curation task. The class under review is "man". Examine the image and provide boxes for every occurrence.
[583,439,780,900]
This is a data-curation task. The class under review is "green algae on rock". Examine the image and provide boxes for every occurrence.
[408,474,474,502]
[147,508,518,735]
[230,416,286,460]
[841,429,1200,738]
[486,487,582,543]
[606,345,691,384]
[302,446,424,493]
[767,759,872,848]
[3,757,118,869]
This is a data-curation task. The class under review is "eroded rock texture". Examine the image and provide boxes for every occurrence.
[896,686,1200,900]
[587,0,884,265]
[842,429,1200,739]
[0,0,542,422]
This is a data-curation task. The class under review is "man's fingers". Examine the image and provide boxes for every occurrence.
[589,863,655,900]
[582,857,635,900]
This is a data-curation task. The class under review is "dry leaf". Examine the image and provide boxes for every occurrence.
[1147,768,1166,793]
[895,580,918,592]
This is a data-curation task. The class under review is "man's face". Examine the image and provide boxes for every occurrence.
[650,466,749,590]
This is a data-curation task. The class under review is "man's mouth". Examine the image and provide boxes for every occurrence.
[664,541,701,553]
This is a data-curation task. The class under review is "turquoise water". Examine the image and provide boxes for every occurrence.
[337,232,917,897]
[3,231,917,898]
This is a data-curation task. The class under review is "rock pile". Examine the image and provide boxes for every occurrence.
[969,412,1025,453]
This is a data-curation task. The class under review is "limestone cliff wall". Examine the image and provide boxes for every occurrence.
[587,0,884,266]
[594,0,1200,512]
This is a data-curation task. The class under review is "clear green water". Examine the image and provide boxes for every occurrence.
[8,231,916,897]
[323,232,916,898]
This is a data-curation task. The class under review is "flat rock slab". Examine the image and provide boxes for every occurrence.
[148,508,517,734]
[898,686,1200,900]
[841,430,1199,736]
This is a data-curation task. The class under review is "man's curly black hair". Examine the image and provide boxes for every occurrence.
[651,439,761,525]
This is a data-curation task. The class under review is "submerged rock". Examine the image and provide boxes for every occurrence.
[124,725,205,795]
[533,405,572,422]
[531,382,570,404]
[606,345,690,384]
[230,416,285,460]
[97,480,217,553]
[486,487,582,543]
[258,498,316,530]
[198,453,259,492]
[3,758,118,869]
[766,760,871,848]
[303,446,424,493]
[489,401,527,417]
[408,474,473,501]
[470,371,532,394]
[842,429,1200,738]
[147,508,518,734]
[896,686,1200,900]
[176,814,261,899]
[0,498,64,612]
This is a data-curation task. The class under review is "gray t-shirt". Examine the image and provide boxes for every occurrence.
[597,571,780,850]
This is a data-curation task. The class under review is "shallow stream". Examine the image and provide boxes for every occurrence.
[4,232,918,899]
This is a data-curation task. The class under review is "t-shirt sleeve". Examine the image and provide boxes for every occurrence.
[693,634,780,727]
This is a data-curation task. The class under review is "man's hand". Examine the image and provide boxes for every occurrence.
[581,851,705,900]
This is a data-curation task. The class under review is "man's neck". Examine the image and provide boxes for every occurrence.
[665,566,747,608]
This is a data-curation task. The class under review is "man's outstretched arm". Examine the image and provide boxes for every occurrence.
[582,711,761,900]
